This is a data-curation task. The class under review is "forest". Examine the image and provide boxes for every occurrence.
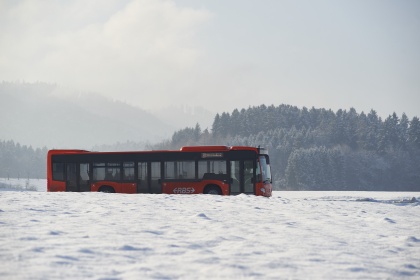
[0,140,47,180]
[1,104,420,191]
[154,105,420,191]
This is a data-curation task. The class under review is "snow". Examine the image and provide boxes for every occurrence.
[0,178,46,192]
[0,180,419,279]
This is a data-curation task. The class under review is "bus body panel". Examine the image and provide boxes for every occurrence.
[162,180,229,195]
[91,182,137,194]
[255,182,272,197]
[48,180,66,192]
[163,181,200,194]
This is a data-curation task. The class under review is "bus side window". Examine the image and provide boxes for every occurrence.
[198,160,227,179]
[178,161,195,179]
[230,160,240,193]
[123,162,135,181]
[138,162,147,181]
[93,163,106,181]
[79,163,90,182]
[52,163,65,181]
[106,163,121,181]
[165,162,176,179]
[198,161,208,179]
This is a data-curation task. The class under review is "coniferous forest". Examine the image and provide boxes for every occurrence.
[0,140,47,180]
[156,105,420,191]
[1,104,420,191]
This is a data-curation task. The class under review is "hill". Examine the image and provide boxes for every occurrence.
[0,82,174,149]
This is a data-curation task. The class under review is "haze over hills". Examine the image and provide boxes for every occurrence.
[1,81,419,190]
[152,105,214,132]
[0,82,213,149]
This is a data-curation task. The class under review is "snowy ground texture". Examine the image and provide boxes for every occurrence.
[0,179,419,279]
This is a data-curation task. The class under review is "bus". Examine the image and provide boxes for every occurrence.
[47,146,272,197]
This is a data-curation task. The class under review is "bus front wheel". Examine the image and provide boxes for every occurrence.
[204,185,222,195]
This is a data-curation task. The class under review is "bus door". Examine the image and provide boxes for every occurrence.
[137,162,149,193]
[229,160,255,195]
[79,163,91,192]
[66,163,78,192]
[66,163,90,192]
[150,162,162,194]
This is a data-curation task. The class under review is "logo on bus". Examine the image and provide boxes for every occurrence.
[173,187,195,194]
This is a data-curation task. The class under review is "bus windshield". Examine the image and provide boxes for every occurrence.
[259,155,272,183]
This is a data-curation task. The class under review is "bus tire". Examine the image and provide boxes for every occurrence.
[204,185,222,195]
[99,186,115,193]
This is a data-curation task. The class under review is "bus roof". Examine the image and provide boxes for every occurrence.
[48,146,264,155]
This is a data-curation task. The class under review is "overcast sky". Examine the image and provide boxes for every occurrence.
[1,0,419,118]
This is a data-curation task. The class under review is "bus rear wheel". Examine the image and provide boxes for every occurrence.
[204,185,222,195]
[99,186,115,193]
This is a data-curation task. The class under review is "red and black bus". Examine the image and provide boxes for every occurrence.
[47,146,272,197]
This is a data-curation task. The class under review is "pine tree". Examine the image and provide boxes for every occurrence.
[409,116,420,149]
[212,114,221,136]
[194,123,201,141]
[398,113,409,149]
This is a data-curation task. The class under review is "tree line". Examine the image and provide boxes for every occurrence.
[156,104,420,191]
[0,140,47,179]
[2,104,419,191]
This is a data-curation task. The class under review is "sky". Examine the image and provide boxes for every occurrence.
[1,0,419,118]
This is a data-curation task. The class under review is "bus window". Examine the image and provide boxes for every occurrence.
[165,161,195,179]
[198,161,207,178]
[259,156,272,183]
[66,163,78,192]
[244,160,254,193]
[177,161,195,179]
[123,162,135,181]
[151,162,161,194]
[79,163,90,181]
[137,162,148,193]
[106,163,121,181]
[138,162,147,182]
[93,163,106,180]
[93,163,121,181]
[165,161,176,179]
[230,160,240,193]
[79,163,90,192]
[52,163,65,181]
[198,160,227,178]
[256,160,261,182]
[79,163,89,181]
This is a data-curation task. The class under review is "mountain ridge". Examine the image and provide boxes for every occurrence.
[0,82,175,149]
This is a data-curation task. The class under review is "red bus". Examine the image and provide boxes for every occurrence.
[47,146,272,197]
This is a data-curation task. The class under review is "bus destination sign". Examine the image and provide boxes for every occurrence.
[201,152,223,158]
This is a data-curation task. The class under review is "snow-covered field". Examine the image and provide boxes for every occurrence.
[0,179,419,279]
[0,178,46,192]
